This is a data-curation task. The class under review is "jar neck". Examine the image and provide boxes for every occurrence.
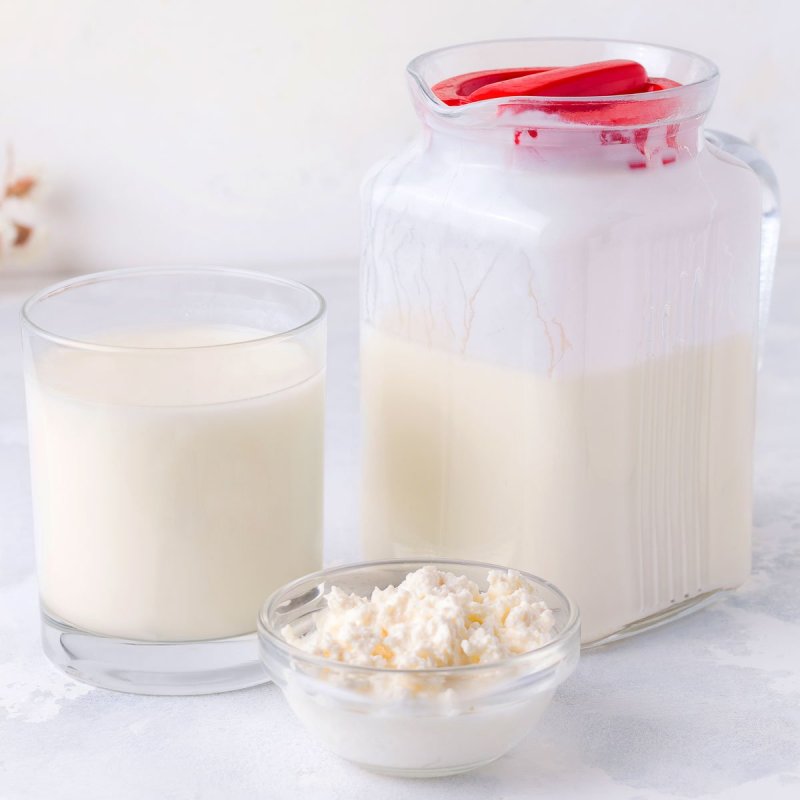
[407,39,719,171]
[421,115,707,169]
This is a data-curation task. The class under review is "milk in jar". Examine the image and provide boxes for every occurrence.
[360,39,777,643]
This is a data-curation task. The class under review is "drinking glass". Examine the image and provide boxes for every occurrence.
[22,267,326,694]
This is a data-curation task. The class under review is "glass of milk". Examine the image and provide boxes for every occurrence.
[22,267,326,694]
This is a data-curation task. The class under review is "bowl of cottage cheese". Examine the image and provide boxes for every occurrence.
[258,559,580,777]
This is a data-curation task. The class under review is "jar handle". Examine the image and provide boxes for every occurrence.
[705,130,780,368]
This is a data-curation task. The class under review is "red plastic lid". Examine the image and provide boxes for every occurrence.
[431,60,681,125]
[433,67,554,106]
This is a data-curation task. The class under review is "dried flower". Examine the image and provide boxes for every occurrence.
[0,144,39,258]
[6,176,36,199]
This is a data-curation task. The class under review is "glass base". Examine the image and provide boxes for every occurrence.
[41,612,269,695]
[582,588,730,649]
[355,755,502,778]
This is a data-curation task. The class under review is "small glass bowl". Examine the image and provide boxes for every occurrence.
[258,559,580,778]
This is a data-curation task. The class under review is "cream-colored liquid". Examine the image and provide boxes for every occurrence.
[27,326,324,641]
[361,327,755,643]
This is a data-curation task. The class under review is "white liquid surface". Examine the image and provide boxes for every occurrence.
[27,325,324,641]
[361,327,755,643]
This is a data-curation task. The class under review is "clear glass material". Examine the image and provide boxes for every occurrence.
[704,129,781,367]
[360,39,780,646]
[22,267,326,694]
[258,559,580,777]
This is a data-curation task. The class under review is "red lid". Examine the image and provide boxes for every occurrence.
[431,60,682,126]
[433,67,554,106]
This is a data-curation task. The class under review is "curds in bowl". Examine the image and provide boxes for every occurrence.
[258,559,580,777]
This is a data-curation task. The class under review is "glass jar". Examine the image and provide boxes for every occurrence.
[360,39,779,645]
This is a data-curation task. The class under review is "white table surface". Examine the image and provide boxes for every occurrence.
[2,258,798,800]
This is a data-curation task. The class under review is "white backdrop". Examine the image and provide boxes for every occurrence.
[0,0,796,273]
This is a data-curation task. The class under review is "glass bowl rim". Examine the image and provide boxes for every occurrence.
[20,266,327,353]
[258,557,581,678]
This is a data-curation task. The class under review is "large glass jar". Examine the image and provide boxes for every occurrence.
[360,39,779,645]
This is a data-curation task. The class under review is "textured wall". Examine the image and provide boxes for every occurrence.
[0,0,796,272]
